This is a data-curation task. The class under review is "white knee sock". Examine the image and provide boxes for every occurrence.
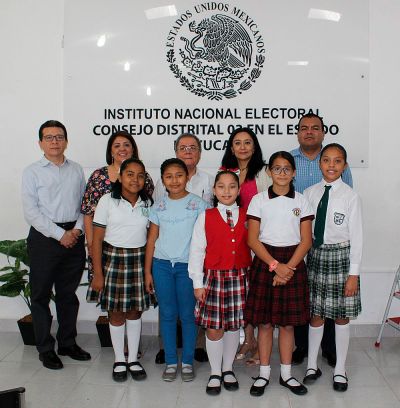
[334,323,350,382]
[109,323,126,372]
[206,336,223,387]
[254,365,270,386]
[281,364,301,386]
[307,324,324,371]
[126,318,142,370]
[222,330,240,383]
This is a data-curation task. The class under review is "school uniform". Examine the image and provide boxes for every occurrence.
[244,186,314,327]
[304,178,362,319]
[93,193,151,312]
[189,204,252,330]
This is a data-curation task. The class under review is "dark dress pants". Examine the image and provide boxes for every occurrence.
[294,318,336,354]
[27,227,86,353]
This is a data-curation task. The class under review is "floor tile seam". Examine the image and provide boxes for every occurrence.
[352,366,400,403]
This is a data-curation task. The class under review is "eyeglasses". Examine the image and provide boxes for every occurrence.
[42,135,66,142]
[177,146,199,152]
[270,166,293,175]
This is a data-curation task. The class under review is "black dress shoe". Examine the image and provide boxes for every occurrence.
[128,362,147,381]
[206,375,222,396]
[250,376,269,397]
[194,347,209,362]
[303,368,322,384]
[155,349,165,364]
[39,350,63,370]
[222,371,239,391]
[292,348,307,365]
[333,374,348,392]
[58,344,91,361]
[322,351,337,367]
[279,376,308,395]
[112,362,128,382]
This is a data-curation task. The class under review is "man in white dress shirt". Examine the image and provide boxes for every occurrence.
[21,120,90,369]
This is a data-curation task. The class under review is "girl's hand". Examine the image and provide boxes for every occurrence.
[194,288,206,302]
[91,274,104,292]
[145,273,154,294]
[344,275,358,297]
[272,275,287,286]
[275,263,295,281]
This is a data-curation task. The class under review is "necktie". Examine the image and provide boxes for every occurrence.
[226,209,234,228]
[313,185,331,248]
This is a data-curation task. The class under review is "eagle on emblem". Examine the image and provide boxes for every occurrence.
[185,14,252,68]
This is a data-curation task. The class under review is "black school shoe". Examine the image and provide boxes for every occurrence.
[333,374,348,392]
[112,362,128,382]
[155,349,165,364]
[58,344,91,361]
[128,362,147,381]
[249,376,269,397]
[303,368,322,384]
[206,375,222,396]
[39,350,63,370]
[279,376,308,395]
[292,347,307,365]
[322,350,337,367]
[222,371,239,391]
[194,347,209,362]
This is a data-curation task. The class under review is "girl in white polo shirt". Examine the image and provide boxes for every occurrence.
[91,158,153,382]
[303,143,362,392]
[244,151,314,397]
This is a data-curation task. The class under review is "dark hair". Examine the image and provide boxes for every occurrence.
[160,158,189,176]
[212,170,241,207]
[106,130,139,165]
[111,158,153,206]
[221,127,265,180]
[39,120,67,141]
[320,143,348,163]
[297,113,325,132]
[268,151,296,189]
[174,133,202,152]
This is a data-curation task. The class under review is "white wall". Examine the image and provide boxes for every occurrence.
[0,0,399,330]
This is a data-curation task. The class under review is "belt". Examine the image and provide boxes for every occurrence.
[55,221,76,230]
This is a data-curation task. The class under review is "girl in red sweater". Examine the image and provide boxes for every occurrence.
[189,170,252,395]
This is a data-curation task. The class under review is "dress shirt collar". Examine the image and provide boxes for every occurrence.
[217,202,239,211]
[321,176,344,191]
[39,155,68,167]
[293,146,323,162]
[268,185,295,199]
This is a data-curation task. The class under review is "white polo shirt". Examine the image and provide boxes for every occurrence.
[304,178,363,276]
[93,193,150,248]
[247,187,314,246]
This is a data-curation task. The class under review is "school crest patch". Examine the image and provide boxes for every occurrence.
[292,208,301,217]
[334,212,345,225]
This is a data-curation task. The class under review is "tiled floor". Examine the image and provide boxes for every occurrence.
[0,333,399,408]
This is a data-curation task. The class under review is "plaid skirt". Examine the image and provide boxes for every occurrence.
[195,268,247,330]
[307,241,361,319]
[100,242,150,312]
[244,244,309,327]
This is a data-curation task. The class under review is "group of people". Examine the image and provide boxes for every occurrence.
[21,113,362,398]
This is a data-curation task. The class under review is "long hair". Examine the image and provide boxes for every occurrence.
[220,127,265,180]
[111,158,153,207]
